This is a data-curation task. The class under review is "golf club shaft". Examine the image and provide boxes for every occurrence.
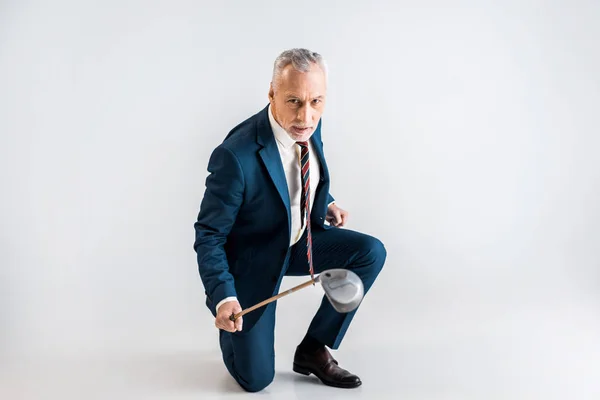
[230,278,316,321]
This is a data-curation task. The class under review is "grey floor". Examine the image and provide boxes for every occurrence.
[2,276,599,400]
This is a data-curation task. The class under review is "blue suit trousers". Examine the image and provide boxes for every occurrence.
[218,224,386,392]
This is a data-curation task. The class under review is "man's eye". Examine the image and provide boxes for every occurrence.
[312,99,321,104]
[288,99,300,104]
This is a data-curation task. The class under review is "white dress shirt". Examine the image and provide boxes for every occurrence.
[268,105,321,246]
[216,105,331,313]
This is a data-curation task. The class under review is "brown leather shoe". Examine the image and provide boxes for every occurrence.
[293,345,362,388]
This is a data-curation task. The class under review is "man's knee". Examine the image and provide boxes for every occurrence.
[238,368,275,392]
[372,237,387,265]
[358,235,387,270]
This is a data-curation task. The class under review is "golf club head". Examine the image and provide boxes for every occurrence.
[316,269,364,313]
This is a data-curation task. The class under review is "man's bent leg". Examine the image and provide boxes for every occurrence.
[286,226,386,349]
[218,302,277,392]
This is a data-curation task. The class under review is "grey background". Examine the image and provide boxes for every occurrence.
[1,0,599,399]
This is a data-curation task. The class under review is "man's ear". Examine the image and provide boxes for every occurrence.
[268,82,275,102]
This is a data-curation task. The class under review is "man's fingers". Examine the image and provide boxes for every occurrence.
[234,316,243,331]
[231,306,243,331]
[215,316,236,332]
[214,301,243,333]
[222,321,236,332]
[328,211,340,226]
[340,212,348,227]
[334,210,342,226]
[225,316,236,332]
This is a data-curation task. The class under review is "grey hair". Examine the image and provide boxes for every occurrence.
[271,48,327,88]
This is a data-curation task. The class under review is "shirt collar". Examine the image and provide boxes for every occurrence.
[268,104,297,149]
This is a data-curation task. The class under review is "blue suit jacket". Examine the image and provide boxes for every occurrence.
[193,105,335,331]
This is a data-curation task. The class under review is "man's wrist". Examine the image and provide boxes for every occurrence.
[216,296,238,313]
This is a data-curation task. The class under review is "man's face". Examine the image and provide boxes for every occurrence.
[268,63,327,142]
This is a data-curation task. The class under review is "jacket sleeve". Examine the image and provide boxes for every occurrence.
[327,193,335,205]
[193,145,244,310]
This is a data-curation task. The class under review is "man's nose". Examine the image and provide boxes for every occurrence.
[296,105,312,125]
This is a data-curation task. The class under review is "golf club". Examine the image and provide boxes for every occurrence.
[230,269,364,321]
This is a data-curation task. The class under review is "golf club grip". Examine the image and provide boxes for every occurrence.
[230,278,316,321]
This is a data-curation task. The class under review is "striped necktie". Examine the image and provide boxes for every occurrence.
[296,141,314,280]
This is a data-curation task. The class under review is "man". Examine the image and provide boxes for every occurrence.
[193,48,386,392]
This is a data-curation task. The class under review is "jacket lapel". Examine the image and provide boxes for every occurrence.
[310,135,328,179]
[256,106,291,236]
